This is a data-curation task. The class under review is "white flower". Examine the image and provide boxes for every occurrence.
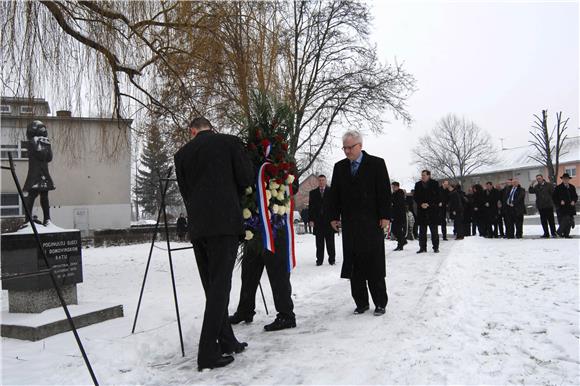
[266,190,272,200]
[269,181,280,190]
[277,191,285,201]
[277,205,286,215]
[245,230,254,240]
[245,186,253,195]
[242,208,252,219]
[272,204,279,214]
[286,174,295,184]
[270,189,278,199]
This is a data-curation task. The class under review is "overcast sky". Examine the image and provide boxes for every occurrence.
[326,0,579,189]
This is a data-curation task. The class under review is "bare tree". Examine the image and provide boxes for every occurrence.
[528,109,569,183]
[413,114,497,184]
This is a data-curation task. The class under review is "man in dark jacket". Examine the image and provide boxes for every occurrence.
[529,174,557,238]
[176,213,188,241]
[447,182,464,239]
[553,173,577,238]
[438,180,450,240]
[413,170,441,253]
[174,117,254,371]
[503,178,526,239]
[300,207,310,233]
[328,130,391,316]
[309,175,336,265]
[494,183,505,238]
[390,182,407,251]
[482,182,500,238]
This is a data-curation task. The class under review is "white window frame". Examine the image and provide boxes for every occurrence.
[564,166,577,177]
[1,141,29,160]
[0,193,23,217]
[0,104,11,113]
[20,105,33,115]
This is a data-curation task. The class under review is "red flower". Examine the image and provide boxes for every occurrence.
[261,139,271,152]
[282,143,289,151]
[276,178,283,185]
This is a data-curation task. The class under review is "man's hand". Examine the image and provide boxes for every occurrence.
[485,203,490,207]
[571,201,576,206]
[421,203,429,209]
[509,203,514,207]
[452,211,456,216]
[438,202,442,207]
[331,220,341,232]
[474,207,478,211]
[561,200,565,206]
[379,219,390,229]
[309,221,314,228]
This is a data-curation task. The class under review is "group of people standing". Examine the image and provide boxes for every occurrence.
[388,173,577,252]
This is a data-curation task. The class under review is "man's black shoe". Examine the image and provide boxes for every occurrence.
[353,305,370,314]
[264,316,296,331]
[416,249,427,254]
[329,260,336,265]
[374,306,386,316]
[198,355,234,371]
[442,237,448,241]
[393,246,403,251]
[541,234,550,238]
[221,342,248,355]
[434,248,440,253]
[316,261,323,266]
[229,313,253,325]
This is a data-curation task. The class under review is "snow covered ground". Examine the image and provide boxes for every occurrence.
[2,225,579,385]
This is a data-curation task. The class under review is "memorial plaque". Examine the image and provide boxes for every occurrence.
[1,231,83,291]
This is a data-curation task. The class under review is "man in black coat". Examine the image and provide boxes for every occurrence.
[230,175,300,332]
[176,213,188,241]
[328,130,391,316]
[447,182,464,239]
[494,183,505,238]
[390,181,407,251]
[553,173,577,238]
[413,170,441,253]
[174,117,254,371]
[309,175,336,265]
[529,174,557,238]
[502,178,526,239]
[300,207,310,233]
[482,182,500,238]
[438,180,450,240]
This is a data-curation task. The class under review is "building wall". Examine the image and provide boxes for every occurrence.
[1,115,132,231]
[294,174,319,210]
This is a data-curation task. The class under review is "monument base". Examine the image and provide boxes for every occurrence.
[9,285,77,313]
[1,302,124,341]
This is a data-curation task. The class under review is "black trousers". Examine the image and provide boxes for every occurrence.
[26,190,50,222]
[504,208,524,238]
[303,221,311,233]
[453,213,464,238]
[419,222,439,250]
[557,213,574,237]
[350,265,388,309]
[192,235,240,366]
[538,207,557,236]
[235,239,294,320]
[391,217,406,247]
[494,215,504,237]
[440,209,447,239]
[315,230,335,264]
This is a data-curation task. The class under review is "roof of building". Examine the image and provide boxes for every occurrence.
[468,136,580,176]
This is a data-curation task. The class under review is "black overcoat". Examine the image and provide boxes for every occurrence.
[502,185,526,216]
[328,152,391,280]
[174,131,253,240]
[23,137,55,192]
[553,183,578,216]
[309,186,334,235]
[391,189,407,222]
[413,179,440,225]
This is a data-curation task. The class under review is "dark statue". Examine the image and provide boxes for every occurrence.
[23,120,55,226]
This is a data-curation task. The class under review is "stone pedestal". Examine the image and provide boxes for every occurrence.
[1,229,123,341]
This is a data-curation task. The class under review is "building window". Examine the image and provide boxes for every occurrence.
[0,141,29,160]
[1,193,23,217]
[564,166,577,177]
[0,104,11,113]
[20,105,33,114]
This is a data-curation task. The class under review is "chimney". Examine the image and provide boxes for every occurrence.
[56,110,72,117]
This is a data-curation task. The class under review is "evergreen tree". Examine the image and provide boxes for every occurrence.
[134,123,179,218]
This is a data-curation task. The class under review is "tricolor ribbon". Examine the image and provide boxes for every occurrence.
[257,161,275,254]
[284,182,296,272]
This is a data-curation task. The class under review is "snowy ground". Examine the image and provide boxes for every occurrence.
[2,225,579,385]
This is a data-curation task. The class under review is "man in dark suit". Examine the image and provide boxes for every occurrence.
[174,117,254,371]
[502,178,526,239]
[438,180,449,240]
[328,130,391,316]
[390,181,407,251]
[309,175,336,265]
[553,173,577,238]
[413,170,441,253]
